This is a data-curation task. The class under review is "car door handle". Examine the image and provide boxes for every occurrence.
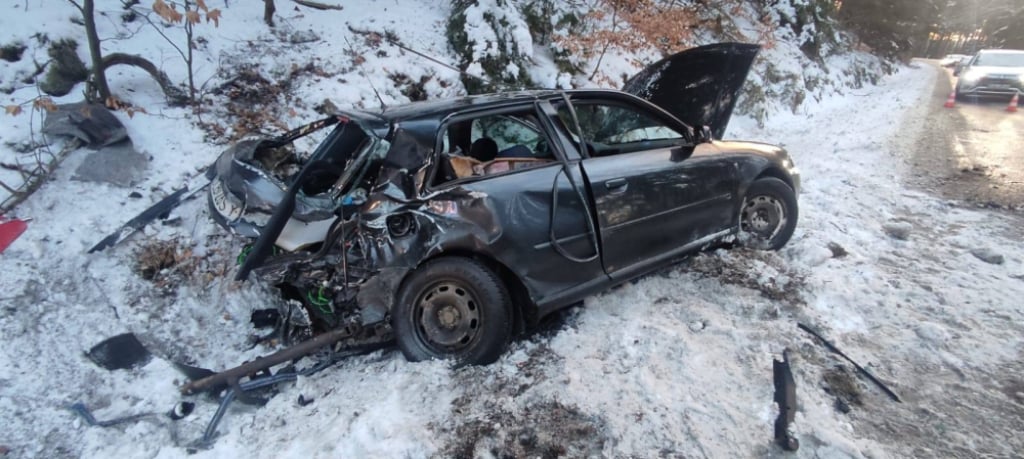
[605,178,628,193]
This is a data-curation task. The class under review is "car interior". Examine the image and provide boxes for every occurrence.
[433,112,557,185]
[555,101,687,157]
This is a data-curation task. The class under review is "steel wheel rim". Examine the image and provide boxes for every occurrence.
[741,195,786,241]
[412,280,482,353]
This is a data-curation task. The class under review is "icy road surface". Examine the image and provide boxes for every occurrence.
[908,59,1024,212]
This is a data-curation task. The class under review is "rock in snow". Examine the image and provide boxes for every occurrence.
[882,221,913,240]
[971,247,1005,265]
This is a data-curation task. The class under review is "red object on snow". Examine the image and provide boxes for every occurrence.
[944,90,956,108]
[1008,93,1019,113]
[0,216,28,253]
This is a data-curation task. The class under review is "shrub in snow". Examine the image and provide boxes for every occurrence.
[447,0,535,93]
[444,0,890,125]
[39,39,88,97]
[0,42,27,63]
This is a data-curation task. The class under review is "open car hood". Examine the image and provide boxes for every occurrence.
[622,42,760,139]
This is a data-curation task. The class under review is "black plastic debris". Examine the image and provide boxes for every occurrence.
[168,401,195,421]
[41,102,127,148]
[798,323,902,403]
[251,309,281,328]
[773,351,799,452]
[297,395,314,407]
[86,333,152,370]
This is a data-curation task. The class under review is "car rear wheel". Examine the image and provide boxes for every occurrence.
[739,177,798,250]
[392,257,513,366]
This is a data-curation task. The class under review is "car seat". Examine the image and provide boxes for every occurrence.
[469,137,499,162]
[496,144,532,158]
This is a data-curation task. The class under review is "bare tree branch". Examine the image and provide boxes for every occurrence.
[101,53,189,105]
[83,0,111,102]
[132,7,189,63]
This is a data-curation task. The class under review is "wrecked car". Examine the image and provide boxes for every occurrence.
[208,43,800,365]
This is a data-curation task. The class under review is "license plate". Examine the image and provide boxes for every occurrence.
[210,179,244,221]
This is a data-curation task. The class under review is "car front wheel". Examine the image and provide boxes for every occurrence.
[392,257,513,366]
[739,177,798,250]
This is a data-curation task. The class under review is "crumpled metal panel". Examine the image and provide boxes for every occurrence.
[41,102,128,147]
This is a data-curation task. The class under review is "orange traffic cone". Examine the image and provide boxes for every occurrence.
[944,90,956,108]
[1007,92,1019,113]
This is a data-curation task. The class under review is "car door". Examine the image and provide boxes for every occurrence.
[558,98,738,278]
[426,104,609,313]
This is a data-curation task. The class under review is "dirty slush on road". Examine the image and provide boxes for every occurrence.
[908,61,1024,220]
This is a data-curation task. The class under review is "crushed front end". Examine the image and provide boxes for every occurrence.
[218,110,466,353]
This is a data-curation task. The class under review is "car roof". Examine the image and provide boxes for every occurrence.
[369,89,639,123]
[977,49,1024,55]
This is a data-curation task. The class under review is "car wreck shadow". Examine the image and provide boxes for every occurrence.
[525,302,584,340]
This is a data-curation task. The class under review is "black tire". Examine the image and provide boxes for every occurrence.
[392,257,513,366]
[739,177,798,250]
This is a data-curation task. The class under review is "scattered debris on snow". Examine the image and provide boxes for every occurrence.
[1,1,1023,457]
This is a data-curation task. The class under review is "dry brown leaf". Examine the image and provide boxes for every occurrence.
[33,97,57,112]
[153,0,183,23]
[126,106,148,118]
[195,0,208,12]
[105,96,123,110]
[186,9,201,25]
[5,105,22,116]
[206,8,221,27]
[288,108,297,117]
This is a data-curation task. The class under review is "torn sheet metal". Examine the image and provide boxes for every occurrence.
[41,102,127,148]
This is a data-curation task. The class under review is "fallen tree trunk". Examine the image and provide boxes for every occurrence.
[100,53,189,106]
[292,0,343,10]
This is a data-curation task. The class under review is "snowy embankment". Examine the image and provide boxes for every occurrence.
[2,2,1024,459]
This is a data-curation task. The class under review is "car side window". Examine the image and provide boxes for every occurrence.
[558,102,684,157]
[431,111,557,187]
[471,115,547,157]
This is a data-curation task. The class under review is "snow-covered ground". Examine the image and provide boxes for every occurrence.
[3,1,1024,458]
